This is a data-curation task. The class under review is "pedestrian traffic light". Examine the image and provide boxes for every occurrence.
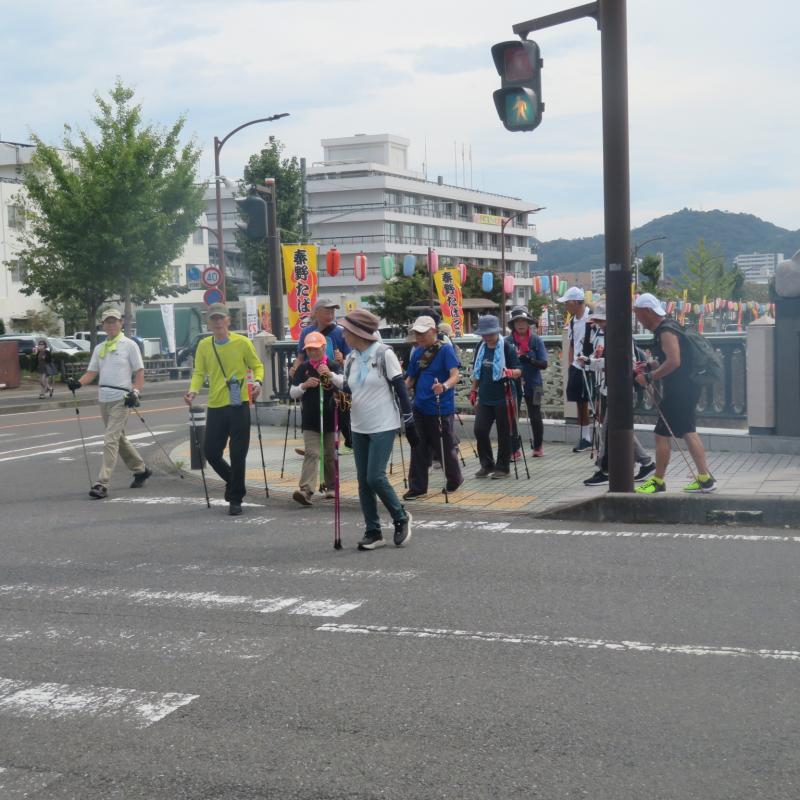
[236,193,268,239]
[491,40,544,132]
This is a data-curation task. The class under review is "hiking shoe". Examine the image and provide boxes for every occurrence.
[635,476,666,494]
[130,466,153,488]
[532,447,544,457]
[634,461,656,482]
[358,530,385,550]
[393,513,412,547]
[340,445,353,455]
[88,484,108,499]
[292,490,313,506]
[323,488,335,499]
[491,470,510,480]
[583,470,609,486]
[402,490,427,501]
[294,448,305,456]
[229,502,243,516]
[572,438,592,453]
[475,467,493,478]
[511,450,522,462]
[443,479,464,494]
[683,474,717,493]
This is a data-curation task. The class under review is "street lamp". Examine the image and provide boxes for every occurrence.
[213,113,289,299]
[500,206,545,331]
[631,235,667,291]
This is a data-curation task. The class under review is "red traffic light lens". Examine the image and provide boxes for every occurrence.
[505,46,535,81]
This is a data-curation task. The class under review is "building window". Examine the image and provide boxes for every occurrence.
[7,205,24,229]
[475,232,485,246]
[459,229,470,245]
[168,265,182,285]
[385,221,400,237]
[458,203,468,218]
[402,223,417,240]
[385,191,400,208]
[8,260,27,283]
[192,229,204,245]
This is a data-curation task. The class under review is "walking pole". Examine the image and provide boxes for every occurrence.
[333,400,342,550]
[397,427,408,488]
[280,401,292,479]
[502,381,520,481]
[189,405,211,508]
[455,410,478,459]
[507,382,530,480]
[130,401,185,478]
[646,380,701,484]
[434,384,449,504]
[252,395,270,500]
[319,379,325,493]
[580,366,599,459]
[70,387,94,490]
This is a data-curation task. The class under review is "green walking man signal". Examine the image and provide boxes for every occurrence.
[491,40,544,132]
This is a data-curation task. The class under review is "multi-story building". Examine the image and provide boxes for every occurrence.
[733,252,783,284]
[590,268,606,293]
[305,133,540,312]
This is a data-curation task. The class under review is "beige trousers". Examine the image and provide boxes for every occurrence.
[299,429,335,496]
[98,400,146,486]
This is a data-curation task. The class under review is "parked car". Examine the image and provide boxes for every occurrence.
[61,337,91,351]
[46,336,81,356]
[0,334,39,355]
[71,331,108,344]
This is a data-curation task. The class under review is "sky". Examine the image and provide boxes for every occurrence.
[2,0,798,242]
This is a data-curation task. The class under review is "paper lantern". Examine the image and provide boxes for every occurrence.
[481,271,493,292]
[457,262,467,284]
[325,247,340,277]
[503,274,515,293]
[541,275,550,293]
[428,249,438,274]
[354,252,367,281]
[403,253,416,277]
[552,274,559,291]
[380,255,395,280]
[559,280,568,296]
[533,276,541,293]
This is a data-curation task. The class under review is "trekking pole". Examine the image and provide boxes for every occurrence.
[127,399,186,478]
[502,381,520,481]
[508,382,530,480]
[189,405,211,508]
[333,401,342,550]
[455,411,478,459]
[252,396,270,500]
[646,380,701,484]
[397,427,408,488]
[580,366,599,459]
[434,385,449,504]
[70,387,94,490]
[319,379,325,493]
[280,401,292,479]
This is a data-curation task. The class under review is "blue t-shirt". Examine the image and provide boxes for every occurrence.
[407,343,460,416]
[297,323,350,361]
[475,340,521,406]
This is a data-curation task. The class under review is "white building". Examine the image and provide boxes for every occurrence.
[306,133,540,312]
[590,268,606,292]
[733,252,783,284]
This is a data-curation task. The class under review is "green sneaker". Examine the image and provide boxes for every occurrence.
[635,476,666,494]
[683,474,716,493]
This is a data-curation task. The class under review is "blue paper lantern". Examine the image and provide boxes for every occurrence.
[403,253,416,277]
[481,271,493,293]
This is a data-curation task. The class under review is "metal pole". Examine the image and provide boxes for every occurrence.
[600,0,634,493]
[213,138,226,300]
[300,157,309,240]
[500,219,507,332]
[264,186,288,398]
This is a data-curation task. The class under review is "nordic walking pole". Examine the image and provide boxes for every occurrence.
[189,405,211,508]
[129,400,185,478]
[508,382,530,480]
[580,365,599,459]
[333,401,342,550]
[397,427,408,488]
[455,411,478,459]
[69,387,94,490]
[434,382,449,504]
[252,394,269,500]
[280,401,292,478]
[319,378,325,493]
[503,381,520,480]
[646,380,701,484]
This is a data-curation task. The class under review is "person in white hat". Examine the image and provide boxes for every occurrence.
[632,293,715,494]
[556,286,594,452]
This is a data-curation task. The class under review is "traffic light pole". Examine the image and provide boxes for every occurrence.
[511,0,633,492]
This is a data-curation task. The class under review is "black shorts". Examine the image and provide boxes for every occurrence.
[654,382,700,438]
[566,365,591,403]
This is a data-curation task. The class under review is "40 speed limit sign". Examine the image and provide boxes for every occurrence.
[202,266,222,288]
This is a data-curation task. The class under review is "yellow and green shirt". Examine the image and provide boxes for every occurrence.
[189,333,265,408]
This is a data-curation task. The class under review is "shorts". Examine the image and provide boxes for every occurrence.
[566,365,591,403]
[654,382,700,438]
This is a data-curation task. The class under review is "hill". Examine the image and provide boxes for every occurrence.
[536,209,800,278]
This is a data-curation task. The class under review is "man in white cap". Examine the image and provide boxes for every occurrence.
[632,293,715,493]
[67,307,151,499]
[557,286,594,452]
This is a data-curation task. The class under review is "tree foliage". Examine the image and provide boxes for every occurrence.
[674,239,743,302]
[18,81,205,345]
[13,309,61,335]
[638,253,663,294]
[365,265,431,325]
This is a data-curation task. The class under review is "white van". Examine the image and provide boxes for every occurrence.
[72,331,107,343]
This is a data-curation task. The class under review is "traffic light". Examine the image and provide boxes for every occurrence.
[491,40,544,132]
[236,193,268,239]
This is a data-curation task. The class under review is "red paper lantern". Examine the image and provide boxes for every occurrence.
[326,247,340,277]
[354,252,367,281]
[457,262,467,284]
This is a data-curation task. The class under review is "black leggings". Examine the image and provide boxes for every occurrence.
[520,394,544,449]
[205,405,251,503]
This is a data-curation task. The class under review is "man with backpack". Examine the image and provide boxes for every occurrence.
[632,293,716,494]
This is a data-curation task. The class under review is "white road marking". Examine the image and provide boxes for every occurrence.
[414,519,800,544]
[0,583,363,617]
[0,676,197,728]
[108,496,260,508]
[0,433,105,456]
[0,430,170,463]
[317,623,800,663]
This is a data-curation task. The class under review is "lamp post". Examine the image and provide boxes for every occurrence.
[631,235,667,291]
[213,113,289,300]
[500,206,545,331]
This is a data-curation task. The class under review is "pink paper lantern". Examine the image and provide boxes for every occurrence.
[457,262,467,284]
[354,252,367,281]
[503,274,515,294]
[428,249,438,274]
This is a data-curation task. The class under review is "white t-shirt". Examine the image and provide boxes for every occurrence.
[345,343,402,434]
[569,307,591,369]
[88,336,144,403]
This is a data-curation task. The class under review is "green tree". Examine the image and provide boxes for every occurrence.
[638,253,663,294]
[19,81,205,345]
[365,264,431,325]
[675,238,738,303]
[14,309,61,335]
[236,137,303,291]
[526,292,548,323]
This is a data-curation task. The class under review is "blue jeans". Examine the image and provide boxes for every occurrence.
[351,430,407,532]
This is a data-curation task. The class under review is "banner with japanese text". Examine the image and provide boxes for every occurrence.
[433,267,464,337]
[281,244,318,340]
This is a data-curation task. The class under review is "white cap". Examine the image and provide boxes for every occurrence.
[634,292,666,316]
[589,303,606,320]
[556,286,585,303]
[410,315,437,333]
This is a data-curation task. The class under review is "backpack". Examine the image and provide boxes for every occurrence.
[343,343,394,391]
[657,319,723,386]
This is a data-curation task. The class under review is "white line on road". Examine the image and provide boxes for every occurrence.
[0,430,171,463]
[317,623,800,663]
[0,676,197,728]
[107,496,260,508]
[414,519,800,544]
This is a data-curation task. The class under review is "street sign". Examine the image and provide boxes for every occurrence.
[203,288,224,306]
[202,266,222,288]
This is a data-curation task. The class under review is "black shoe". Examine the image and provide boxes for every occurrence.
[358,530,385,550]
[490,470,510,480]
[292,490,312,506]
[634,461,656,482]
[583,470,609,486]
[393,513,412,547]
[572,438,592,453]
[474,467,493,478]
[295,448,305,456]
[130,466,153,488]
[229,502,243,516]
[443,479,464,494]
[402,490,427,500]
[88,484,108,499]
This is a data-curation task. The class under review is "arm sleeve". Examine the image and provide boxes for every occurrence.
[442,345,459,371]
[531,336,548,369]
[505,341,521,369]
[189,341,209,394]
[296,328,307,354]
[129,341,144,372]
[390,375,413,418]
[289,385,304,400]
[88,348,100,373]
[244,339,265,382]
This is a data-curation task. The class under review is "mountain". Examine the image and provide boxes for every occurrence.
[536,209,800,278]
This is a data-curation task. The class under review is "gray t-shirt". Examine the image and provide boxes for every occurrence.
[88,336,144,402]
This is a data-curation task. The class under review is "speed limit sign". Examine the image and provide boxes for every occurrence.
[202,266,222,288]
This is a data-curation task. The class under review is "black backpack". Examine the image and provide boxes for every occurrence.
[658,319,723,387]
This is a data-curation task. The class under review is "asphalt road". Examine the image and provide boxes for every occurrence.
[1,400,798,799]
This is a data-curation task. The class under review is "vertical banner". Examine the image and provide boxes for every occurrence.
[243,296,259,339]
[159,303,176,354]
[282,244,318,340]
[433,267,464,337]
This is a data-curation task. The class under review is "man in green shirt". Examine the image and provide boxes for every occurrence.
[184,303,265,515]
